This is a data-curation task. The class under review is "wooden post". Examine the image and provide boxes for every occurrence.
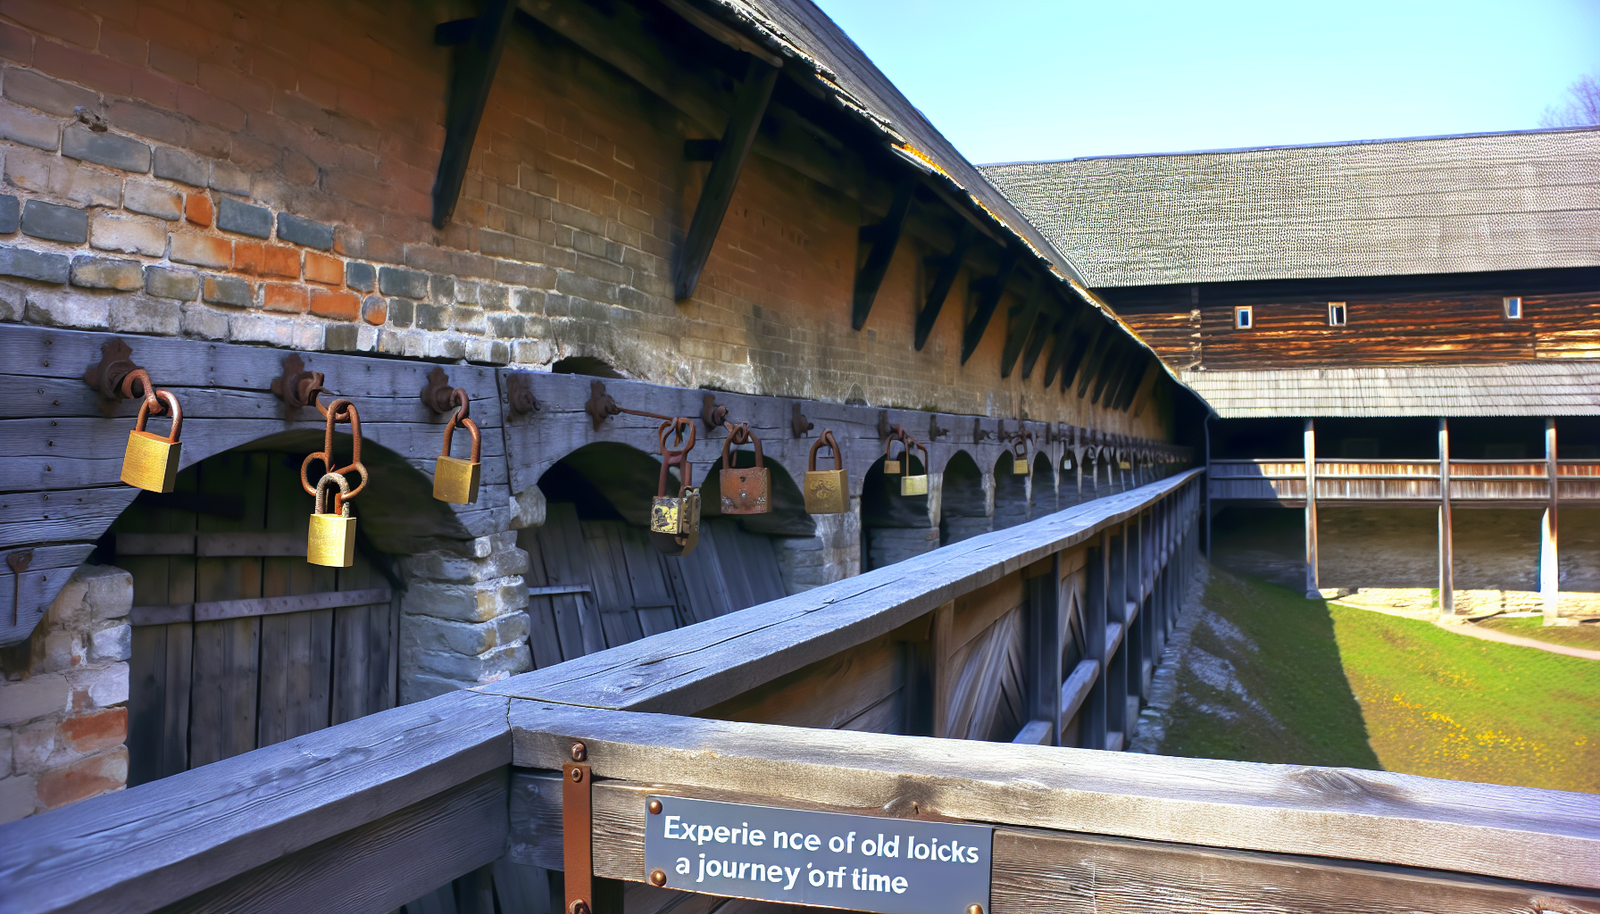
[1304,419,1319,598]
[1543,418,1559,626]
[1439,418,1454,616]
[1025,554,1063,745]
[1106,524,1129,750]
[1083,532,1109,750]
[1203,416,1212,559]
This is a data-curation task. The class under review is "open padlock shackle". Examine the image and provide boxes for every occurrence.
[300,398,367,501]
[656,417,696,497]
[808,429,842,471]
[134,389,183,441]
[117,367,166,415]
[883,431,909,464]
[315,471,352,517]
[908,438,929,474]
[441,393,480,462]
[720,422,764,469]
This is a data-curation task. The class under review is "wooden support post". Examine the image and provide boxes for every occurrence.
[851,177,917,330]
[1083,533,1109,750]
[1304,418,1319,598]
[1438,418,1454,616]
[1106,524,1129,750]
[1203,416,1212,559]
[999,277,1046,378]
[960,247,1022,364]
[913,222,975,350]
[674,57,780,301]
[1543,418,1559,626]
[430,0,518,228]
[1025,554,1063,746]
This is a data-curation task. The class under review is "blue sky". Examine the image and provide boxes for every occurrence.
[809,0,1600,164]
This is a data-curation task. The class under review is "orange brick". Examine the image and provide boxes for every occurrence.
[263,282,309,313]
[261,244,300,279]
[305,250,343,285]
[232,240,263,273]
[59,708,128,754]
[361,294,386,325]
[38,748,128,811]
[185,191,213,226]
[310,288,359,321]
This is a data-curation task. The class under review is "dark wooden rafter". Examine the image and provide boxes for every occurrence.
[430,0,518,229]
[999,275,1047,378]
[1060,324,1102,393]
[1092,346,1133,406]
[1106,354,1145,410]
[1130,365,1162,417]
[1123,361,1160,414]
[913,221,976,351]
[1042,308,1091,387]
[676,57,780,301]
[1075,331,1114,398]
[851,177,917,330]
[1018,300,1061,380]
[961,246,1023,364]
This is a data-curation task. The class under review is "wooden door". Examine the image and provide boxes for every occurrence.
[110,451,399,786]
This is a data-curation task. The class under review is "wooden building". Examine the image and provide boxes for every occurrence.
[985,127,1600,616]
[0,0,1203,833]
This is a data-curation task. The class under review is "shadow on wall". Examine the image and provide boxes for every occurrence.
[860,451,935,571]
[939,450,988,547]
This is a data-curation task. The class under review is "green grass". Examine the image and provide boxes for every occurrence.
[1163,570,1600,793]
[1475,616,1600,651]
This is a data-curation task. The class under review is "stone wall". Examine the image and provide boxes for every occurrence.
[0,564,131,823]
[0,0,1169,437]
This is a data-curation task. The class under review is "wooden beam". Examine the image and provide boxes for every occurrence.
[1090,345,1131,404]
[999,276,1046,378]
[1437,418,1451,612]
[1543,418,1559,623]
[1105,352,1146,410]
[1059,323,1103,393]
[1307,419,1320,599]
[1019,310,1057,380]
[655,0,784,66]
[851,177,916,330]
[676,56,779,300]
[1074,325,1113,397]
[1129,363,1162,417]
[913,221,975,350]
[431,0,517,229]
[961,247,1022,364]
[130,588,392,627]
[1041,307,1089,386]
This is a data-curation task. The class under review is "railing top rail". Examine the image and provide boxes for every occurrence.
[484,468,1205,715]
[510,701,1600,891]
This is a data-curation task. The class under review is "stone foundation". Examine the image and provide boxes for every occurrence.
[775,508,861,594]
[0,565,132,823]
[399,532,533,703]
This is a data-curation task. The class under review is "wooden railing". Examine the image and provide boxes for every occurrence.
[4,469,1597,914]
[1211,458,1600,503]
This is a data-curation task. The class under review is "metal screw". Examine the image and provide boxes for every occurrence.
[569,767,583,783]
[570,901,590,914]
[571,741,587,761]
[650,869,667,887]
[969,905,983,914]
[648,798,663,815]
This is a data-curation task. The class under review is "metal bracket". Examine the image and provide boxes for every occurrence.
[269,353,326,411]
[701,393,728,433]
[506,372,540,416]
[563,743,593,914]
[928,414,948,441]
[791,402,813,439]
[877,410,894,441]
[973,417,991,442]
[585,381,619,430]
[8,549,33,626]
[421,366,458,414]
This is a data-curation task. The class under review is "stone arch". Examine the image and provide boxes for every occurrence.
[939,450,989,546]
[860,450,935,570]
[991,451,1029,531]
[1031,450,1056,517]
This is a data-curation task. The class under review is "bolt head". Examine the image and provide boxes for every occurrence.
[968,906,983,914]
[571,741,587,761]
[569,767,583,782]
[650,869,667,887]
[648,798,663,815]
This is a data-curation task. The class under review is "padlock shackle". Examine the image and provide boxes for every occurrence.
[118,367,162,414]
[314,472,352,517]
[441,411,481,462]
[720,422,764,470]
[883,434,907,464]
[808,430,842,472]
[657,417,696,498]
[301,399,367,500]
[133,389,183,442]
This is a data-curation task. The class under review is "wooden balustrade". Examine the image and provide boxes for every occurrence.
[1212,458,1600,504]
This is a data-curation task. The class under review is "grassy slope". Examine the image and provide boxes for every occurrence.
[1475,616,1600,651]
[1163,570,1600,793]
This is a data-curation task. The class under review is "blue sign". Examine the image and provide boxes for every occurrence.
[642,795,993,914]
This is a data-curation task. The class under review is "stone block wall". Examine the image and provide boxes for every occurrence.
[398,531,533,703]
[0,564,132,824]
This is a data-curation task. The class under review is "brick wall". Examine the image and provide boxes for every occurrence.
[0,564,132,823]
[0,0,1168,438]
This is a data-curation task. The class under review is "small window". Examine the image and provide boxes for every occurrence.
[1234,305,1253,329]
[1327,302,1347,326]
[1503,296,1522,319]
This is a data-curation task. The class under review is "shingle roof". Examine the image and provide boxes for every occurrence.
[980,128,1600,288]
[1185,362,1600,418]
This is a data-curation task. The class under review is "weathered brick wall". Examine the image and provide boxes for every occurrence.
[0,564,131,823]
[0,0,1169,438]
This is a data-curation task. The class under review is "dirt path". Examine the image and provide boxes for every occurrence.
[1445,620,1600,661]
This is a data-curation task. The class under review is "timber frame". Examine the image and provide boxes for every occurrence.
[422,0,1174,404]
[4,469,1598,914]
[0,322,1187,647]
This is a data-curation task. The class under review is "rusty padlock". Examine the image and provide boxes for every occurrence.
[121,389,183,493]
[1012,434,1030,476]
[803,430,848,514]
[650,418,701,556]
[433,390,481,504]
[900,439,929,497]
[883,434,905,475]
[719,423,770,515]
[307,472,357,568]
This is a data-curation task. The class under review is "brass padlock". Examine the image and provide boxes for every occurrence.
[719,423,770,515]
[1012,435,1030,476]
[649,418,701,556]
[883,435,904,475]
[121,389,183,493]
[433,405,481,504]
[900,440,929,497]
[307,472,357,568]
[803,430,849,514]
